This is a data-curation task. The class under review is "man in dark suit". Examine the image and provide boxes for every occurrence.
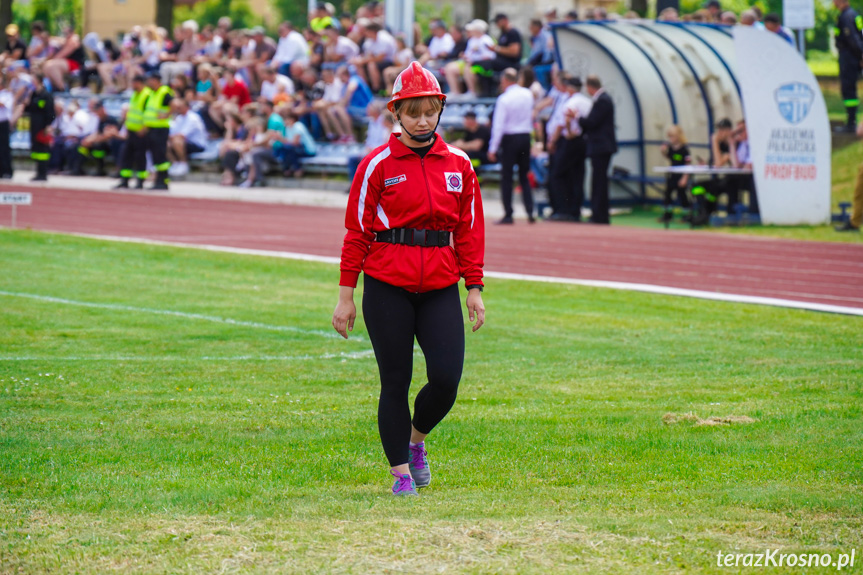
[570,75,617,224]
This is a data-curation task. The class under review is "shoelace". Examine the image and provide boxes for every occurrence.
[409,444,427,469]
[392,473,414,492]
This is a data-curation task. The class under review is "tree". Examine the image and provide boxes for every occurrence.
[156,0,174,32]
[473,0,489,20]
[0,0,11,45]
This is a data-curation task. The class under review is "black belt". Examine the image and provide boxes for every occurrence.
[375,228,451,247]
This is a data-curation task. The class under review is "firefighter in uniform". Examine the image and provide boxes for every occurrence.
[834,0,863,132]
[26,74,55,182]
[143,71,173,190]
[115,74,152,189]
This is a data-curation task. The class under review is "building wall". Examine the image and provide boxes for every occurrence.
[83,0,155,40]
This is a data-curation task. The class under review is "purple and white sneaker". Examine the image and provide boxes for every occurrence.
[408,442,431,488]
[390,470,418,496]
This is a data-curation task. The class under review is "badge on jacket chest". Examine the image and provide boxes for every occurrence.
[444,172,463,193]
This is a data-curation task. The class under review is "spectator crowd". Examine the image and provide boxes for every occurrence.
[0,0,792,221]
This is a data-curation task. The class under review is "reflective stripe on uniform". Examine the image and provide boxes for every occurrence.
[31,152,50,161]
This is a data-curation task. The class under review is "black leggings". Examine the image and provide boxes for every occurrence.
[362,274,465,467]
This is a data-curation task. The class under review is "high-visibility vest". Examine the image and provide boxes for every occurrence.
[143,85,173,128]
[125,87,152,132]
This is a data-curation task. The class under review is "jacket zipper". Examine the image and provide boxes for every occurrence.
[418,156,434,293]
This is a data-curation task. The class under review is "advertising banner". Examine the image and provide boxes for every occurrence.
[734,27,831,225]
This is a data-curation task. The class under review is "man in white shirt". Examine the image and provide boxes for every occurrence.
[548,75,592,221]
[271,21,309,78]
[488,68,536,224]
[350,22,396,93]
[260,66,295,103]
[322,25,360,66]
[168,98,208,177]
[420,20,455,67]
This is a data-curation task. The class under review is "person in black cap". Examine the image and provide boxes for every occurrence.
[142,70,174,190]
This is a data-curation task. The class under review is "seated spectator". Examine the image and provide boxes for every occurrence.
[73,100,122,176]
[49,101,92,173]
[84,34,125,94]
[136,26,164,76]
[279,106,317,178]
[292,67,325,139]
[26,21,51,66]
[195,63,217,98]
[467,13,523,96]
[418,19,455,68]
[259,65,295,104]
[242,99,286,187]
[208,68,251,130]
[444,19,495,98]
[657,7,680,21]
[338,64,373,118]
[350,21,396,94]
[219,109,253,186]
[42,26,86,92]
[310,2,337,33]
[248,27,277,92]
[322,25,360,69]
[271,21,310,78]
[1,24,26,68]
[314,67,351,141]
[303,27,325,70]
[346,100,392,184]
[450,110,491,166]
[383,35,415,94]
[168,98,208,178]
[7,63,33,123]
[659,124,692,223]
[160,20,200,85]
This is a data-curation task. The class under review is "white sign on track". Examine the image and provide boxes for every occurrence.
[734,27,831,225]
[0,192,32,205]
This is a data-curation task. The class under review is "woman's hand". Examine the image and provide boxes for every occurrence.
[466,289,485,332]
[332,286,356,339]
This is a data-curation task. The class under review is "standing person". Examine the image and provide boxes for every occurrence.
[548,76,591,221]
[836,120,863,232]
[0,76,14,179]
[115,74,152,189]
[488,68,535,224]
[143,71,174,190]
[25,74,55,182]
[332,62,486,496]
[571,75,616,224]
[833,0,863,132]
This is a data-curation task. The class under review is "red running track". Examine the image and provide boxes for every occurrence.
[3,187,863,311]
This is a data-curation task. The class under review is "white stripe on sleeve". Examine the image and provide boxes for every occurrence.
[357,147,391,232]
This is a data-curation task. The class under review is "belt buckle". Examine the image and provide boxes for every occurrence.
[411,228,424,247]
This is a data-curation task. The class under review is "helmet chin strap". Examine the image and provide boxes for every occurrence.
[397,100,446,144]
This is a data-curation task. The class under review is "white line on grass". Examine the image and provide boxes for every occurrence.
[66,233,863,317]
[0,351,376,361]
[0,290,365,341]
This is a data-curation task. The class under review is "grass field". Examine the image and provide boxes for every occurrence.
[1,230,861,574]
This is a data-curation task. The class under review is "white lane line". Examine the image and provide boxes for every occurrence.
[0,290,363,341]
[0,351,376,361]
[37,232,863,317]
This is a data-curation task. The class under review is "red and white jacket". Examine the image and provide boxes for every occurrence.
[340,133,485,293]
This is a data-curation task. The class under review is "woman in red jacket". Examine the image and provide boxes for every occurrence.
[332,62,486,496]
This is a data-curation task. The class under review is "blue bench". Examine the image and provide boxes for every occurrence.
[300,143,365,175]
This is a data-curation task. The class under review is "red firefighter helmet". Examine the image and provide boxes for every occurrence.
[387,61,446,113]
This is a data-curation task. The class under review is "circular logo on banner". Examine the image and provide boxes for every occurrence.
[448,174,461,188]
